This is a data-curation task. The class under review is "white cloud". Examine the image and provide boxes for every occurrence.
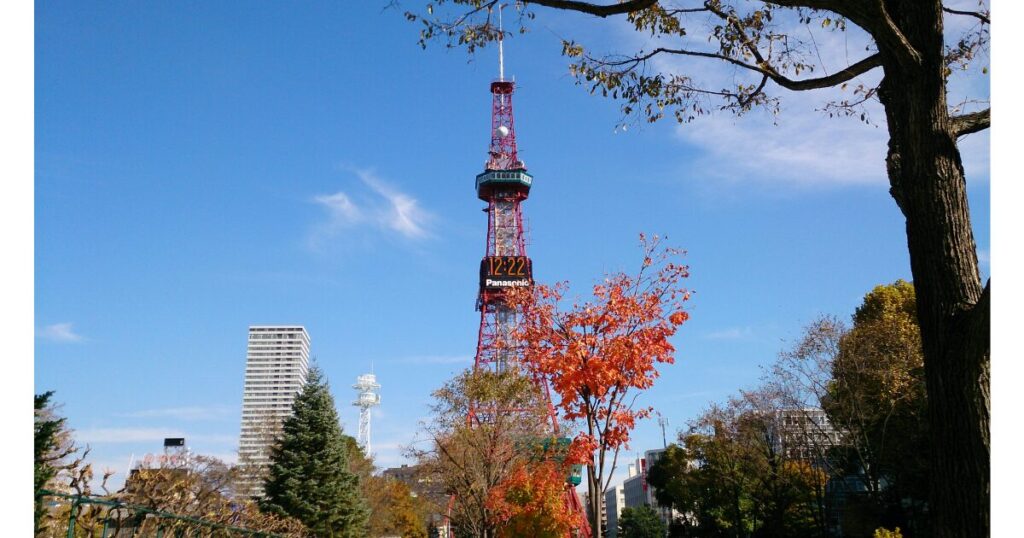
[357,171,433,239]
[75,428,179,444]
[114,405,235,421]
[674,107,888,187]
[38,322,84,342]
[308,169,435,248]
[313,191,363,225]
[74,428,237,445]
[705,327,754,340]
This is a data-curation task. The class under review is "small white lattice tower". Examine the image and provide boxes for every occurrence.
[352,374,381,455]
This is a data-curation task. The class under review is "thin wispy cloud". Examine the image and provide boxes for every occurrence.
[706,327,754,341]
[74,428,237,445]
[38,322,84,343]
[358,171,432,239]
[114,405,235,421]
[313,192,362,225]
[308,169,435,248]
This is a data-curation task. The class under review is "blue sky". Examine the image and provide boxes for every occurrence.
[34,1,990,490]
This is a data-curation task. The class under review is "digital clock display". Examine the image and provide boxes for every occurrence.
[480,256,533,290]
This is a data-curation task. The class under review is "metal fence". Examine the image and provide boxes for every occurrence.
[36,490,286,538]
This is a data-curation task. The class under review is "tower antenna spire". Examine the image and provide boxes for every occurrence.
[497,3,505,81]
[483,4,521,172]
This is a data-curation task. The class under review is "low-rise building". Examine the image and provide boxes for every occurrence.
[382,464,418,487]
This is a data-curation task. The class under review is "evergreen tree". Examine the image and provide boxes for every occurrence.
[261,367,369,537]
[618,506,667,538]
[34,391,76,534]
[35,392,64,492]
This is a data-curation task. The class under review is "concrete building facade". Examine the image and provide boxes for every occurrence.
[237,325,310,497]
[604,484,626,537]
[621,449,680,531]
[776,407,843,461]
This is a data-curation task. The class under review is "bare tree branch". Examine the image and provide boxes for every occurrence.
[943,5,990,25]
[601,46,881,92]
[950,108,990,137]
[704,2,882,95]
[763,0,923,68]
[525,0,659,18]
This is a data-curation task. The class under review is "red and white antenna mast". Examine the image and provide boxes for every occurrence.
[485,5,521,172]
[498,5,505,82]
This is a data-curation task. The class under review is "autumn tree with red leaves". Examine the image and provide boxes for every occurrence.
[486,457,586,538]
[506,234,690,536]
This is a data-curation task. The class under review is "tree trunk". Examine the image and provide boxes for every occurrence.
[877,2,989,536]
[587,465,601,538]
[585,413,604,537]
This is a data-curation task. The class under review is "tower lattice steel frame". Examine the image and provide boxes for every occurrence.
[352,373,381,455]
[456,40,591,536]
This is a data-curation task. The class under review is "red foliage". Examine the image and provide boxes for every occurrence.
[507,234,690,455]
[486,459,586,538]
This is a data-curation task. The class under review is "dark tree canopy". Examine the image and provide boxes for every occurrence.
[825,280,930,533]
[261,367,369,537]
[618,505,667,538]
[402,1,990,536]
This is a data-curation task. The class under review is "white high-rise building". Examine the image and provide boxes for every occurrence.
[237,325,310,497]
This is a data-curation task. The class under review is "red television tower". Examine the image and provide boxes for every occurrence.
[459,20,592,535]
